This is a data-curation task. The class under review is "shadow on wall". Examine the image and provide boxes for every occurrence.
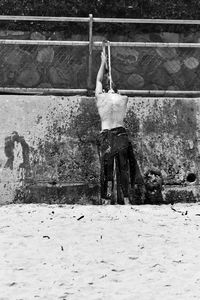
[4,131,30,174]
[0,131,31,204]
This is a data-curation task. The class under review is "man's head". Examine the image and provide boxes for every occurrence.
[11,131,20,142]
[104,74,118,93]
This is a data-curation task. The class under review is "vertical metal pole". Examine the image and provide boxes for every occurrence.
[107,41,112,90]
[87,14,93,93]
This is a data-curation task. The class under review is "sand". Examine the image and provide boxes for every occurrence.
[1,203,200,300]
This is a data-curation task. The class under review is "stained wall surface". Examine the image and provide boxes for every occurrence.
[0,95,199,204]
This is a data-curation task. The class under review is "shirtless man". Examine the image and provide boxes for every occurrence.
[96,51,136,205]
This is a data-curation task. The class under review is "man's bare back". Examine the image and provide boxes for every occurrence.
[95,51,128,130]
[96,92,128,130]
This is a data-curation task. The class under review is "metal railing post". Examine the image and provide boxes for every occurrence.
[87,14,93,94]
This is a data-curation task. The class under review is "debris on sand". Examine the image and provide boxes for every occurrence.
[43,235,50,239]
[77,215,84,221]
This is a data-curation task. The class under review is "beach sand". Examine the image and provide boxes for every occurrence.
[1,203,200,300]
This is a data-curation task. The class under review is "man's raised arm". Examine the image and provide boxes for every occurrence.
[95,52,107,97]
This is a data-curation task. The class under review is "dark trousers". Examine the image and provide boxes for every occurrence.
[97,127,137,203]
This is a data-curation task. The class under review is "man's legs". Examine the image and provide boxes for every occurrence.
[100,154,115,205]
[117,149,130,204]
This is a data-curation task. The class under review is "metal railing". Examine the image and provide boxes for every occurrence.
[1,14,200,96]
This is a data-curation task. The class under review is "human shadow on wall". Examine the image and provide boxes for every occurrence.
[4,131,30,175]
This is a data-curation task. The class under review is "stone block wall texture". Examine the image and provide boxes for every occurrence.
[0,95,199,204]
[1,30,200,90]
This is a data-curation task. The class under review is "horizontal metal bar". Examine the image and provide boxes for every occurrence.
[93,17,200,25]
[94,41,200,48]
[0,87,200,97]
[0,39,89,46]
[119,90,200,96]
[0,88,88,95]
[0,15,200,25]
[0,40,199,48]
[0,15,89,22]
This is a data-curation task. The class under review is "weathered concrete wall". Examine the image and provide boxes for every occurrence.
[0,95,199,205]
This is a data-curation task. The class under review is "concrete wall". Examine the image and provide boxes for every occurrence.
[0,95,199,205]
